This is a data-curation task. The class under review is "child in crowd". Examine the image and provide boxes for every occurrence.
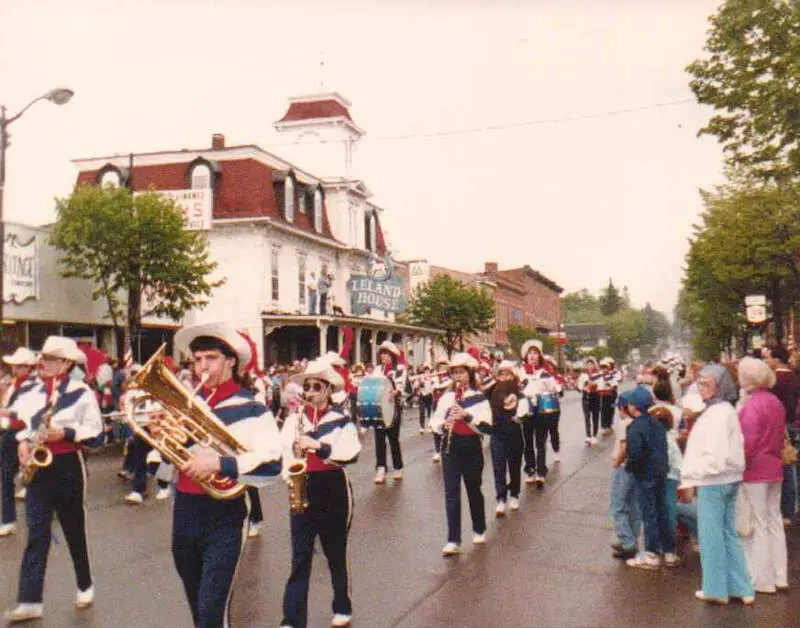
[609,391,641,560]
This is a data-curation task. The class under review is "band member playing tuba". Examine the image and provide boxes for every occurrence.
[280,358,361,628]
[5,337,103,623]
[165,322,281,628]
[429,352,492,556]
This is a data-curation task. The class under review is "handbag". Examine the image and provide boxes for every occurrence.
[782,430,798,466]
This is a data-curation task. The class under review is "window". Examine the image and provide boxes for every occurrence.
[99,169,121,187]
[298,186,307,214]
[369,212,377,251]
[191,163,211,189]
[285,177,295,222]
[313,189,323,233]
[271,245,280,301]
[297,252,307,306]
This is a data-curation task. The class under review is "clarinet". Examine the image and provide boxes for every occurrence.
[445,383,465,455]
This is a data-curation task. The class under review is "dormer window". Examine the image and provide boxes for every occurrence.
[298,185,307,214]
[313,188,323,233]
[285,176,295,222]
[364,211,377,252]
[185,157,219,191]
[191,163,211,189]
[96,164,126,188]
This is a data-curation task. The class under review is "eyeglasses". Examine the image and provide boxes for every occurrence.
[303,382,326,393]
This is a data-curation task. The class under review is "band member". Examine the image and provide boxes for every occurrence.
[0,348,39,537]
[373,340,406,484]
[431,359,452,463]
[280,358,361,628]
[5,337,103,623]
[578,357,603,445]
[415,365,434,434]
[519,339,543,484]
[598,357,620,435]
[477,360,496,393]
[524,354,563,488]
[490,361,527,516]
[167,322,282,628]
[430,353,492,556]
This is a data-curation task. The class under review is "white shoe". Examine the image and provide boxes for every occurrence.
[155,487,171,501]
[76,586,94,609]
[0,523,16,537]
[124,491,143,505]
[590,437,598,446]
[495,501,507,517]
[5,603,43,622]
[626,552,660,570]
[248,522,262,538]
[331,613,352,627]
[524,474,536,484]
[432,453,441,463]
[552,453,561,463]
[393,470,403,481]
[441,542,461,556]
[472,532,486,545]
[14,487,26,501]
[374,467,386,484]
[584,437,592,446]
[663,552,681,567]
[508,497,520,511]
[418,428,425,434]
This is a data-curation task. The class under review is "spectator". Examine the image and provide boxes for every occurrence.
[306,271,318,315]
[737,357,789,595]
[318,271,332,315]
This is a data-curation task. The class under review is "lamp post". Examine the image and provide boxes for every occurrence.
[0,87,74,336]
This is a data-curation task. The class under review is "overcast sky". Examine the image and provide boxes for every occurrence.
[0,0,725,315]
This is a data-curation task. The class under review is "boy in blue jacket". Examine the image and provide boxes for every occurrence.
[624,386,677,569]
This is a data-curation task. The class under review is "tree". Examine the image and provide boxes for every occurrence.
[507,324,555,358]
[606,309,645,362]
[562,289,603,324]
[599,279,623,317]
[404,274,494,357]
[687,0,800,181]
[50,185,222,355]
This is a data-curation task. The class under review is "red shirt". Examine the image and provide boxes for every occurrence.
[176,378,241,495]
[43,374,80,455]
[303,405,340,472]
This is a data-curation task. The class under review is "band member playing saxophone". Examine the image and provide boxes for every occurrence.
[164,322,281,628]
[280,358,361,628]
[5,337,103,623]
[429,353,492,556]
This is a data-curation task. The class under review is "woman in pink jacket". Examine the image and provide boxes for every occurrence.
[737,357,789,595]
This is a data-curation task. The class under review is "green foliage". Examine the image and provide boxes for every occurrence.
[405,274,495,357]
[507,324,555,358]
[50,185,222,344]
[599,279,623,317]
[562,289,604,324]
[687,0,800,181]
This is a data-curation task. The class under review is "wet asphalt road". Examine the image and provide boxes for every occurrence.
[0,391,797,628]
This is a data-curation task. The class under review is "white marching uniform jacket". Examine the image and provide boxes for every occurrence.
[429,389,492,435]
[1,377,41,430]
[577,372,604,394]
[521,368,561,409]
[280,405,361,479]
[15,378,103,444]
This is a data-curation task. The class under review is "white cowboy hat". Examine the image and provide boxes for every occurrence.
[599,357,612,367]
[377,340,400,357]
[520,339,543,359]
[449,352,479,370]
[174,322,251,376]
[40,336,86,364]
[321,351,346,367]
[2,347,38,366]
[291,357,345,391]
[497,360,518,373]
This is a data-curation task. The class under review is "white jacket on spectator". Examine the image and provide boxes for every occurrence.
[679,401,745,488]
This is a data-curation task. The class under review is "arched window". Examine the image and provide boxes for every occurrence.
[313,188,323,233]
[99,169,121,188]
[285,177,295,222]
[191,163,211,189]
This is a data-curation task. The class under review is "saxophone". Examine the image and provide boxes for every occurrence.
[20,402,55,485]
[287,407,309,515]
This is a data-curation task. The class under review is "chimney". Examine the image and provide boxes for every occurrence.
[211,133,225,150]
[484,262,498,275]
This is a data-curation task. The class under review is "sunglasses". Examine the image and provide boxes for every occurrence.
[303,381,326,393]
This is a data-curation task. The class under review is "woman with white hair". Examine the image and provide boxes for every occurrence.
[737,357,789,595]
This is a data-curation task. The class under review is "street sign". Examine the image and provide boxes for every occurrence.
[745,295,766,307]
[746,305,767,324]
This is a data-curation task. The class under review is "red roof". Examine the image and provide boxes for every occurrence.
[278,99,352,123]
[75,158,336,241]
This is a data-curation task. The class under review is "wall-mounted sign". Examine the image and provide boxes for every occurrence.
[136,188,213,230]
[745,294,768,324]
[3,231,38,304]
[348,254,408,316]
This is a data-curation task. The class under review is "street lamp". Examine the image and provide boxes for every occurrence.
[0,87,73,336]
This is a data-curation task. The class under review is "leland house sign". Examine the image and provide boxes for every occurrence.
[347,254,408,316]
[3,230,38,304]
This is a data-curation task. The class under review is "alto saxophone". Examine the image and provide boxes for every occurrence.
[20,402,56,485]
[287,407,309,515]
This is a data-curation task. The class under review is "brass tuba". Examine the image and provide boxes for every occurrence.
[124,344,247,500]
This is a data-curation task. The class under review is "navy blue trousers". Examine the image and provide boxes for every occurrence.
[172,491,248,628]
[1,430,19,524]
[635,474,675,554]
[374,407,403,470]
[442,433,485,544]
[18,452,92,603]
[490,422,523,501]
[282,469,352,628]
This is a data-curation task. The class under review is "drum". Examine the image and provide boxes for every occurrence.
[538,392,560,415]
[356,375,394,428]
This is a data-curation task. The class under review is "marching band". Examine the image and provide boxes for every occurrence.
[0,331,618,627]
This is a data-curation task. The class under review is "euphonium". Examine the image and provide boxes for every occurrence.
[288,407,309,515]
[124,344,248,500]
